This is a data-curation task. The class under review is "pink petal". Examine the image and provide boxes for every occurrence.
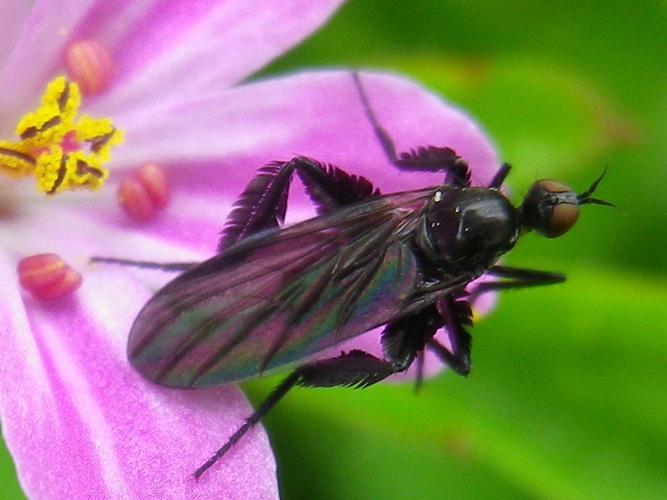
[0,0,343,133]
[109,70,499,251]
[85,0,345,113]
[113,70,498,178]
[0,1,32,73]
[0,0,96,130]
[0,254,277,499]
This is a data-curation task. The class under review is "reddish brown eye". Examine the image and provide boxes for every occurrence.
[547,202,579,237]
[537,180,571,195]
[520,179,579,238]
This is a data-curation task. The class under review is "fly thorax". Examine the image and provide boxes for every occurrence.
[418,188,520,273]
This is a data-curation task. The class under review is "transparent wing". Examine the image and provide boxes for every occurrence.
[129,188,438,388]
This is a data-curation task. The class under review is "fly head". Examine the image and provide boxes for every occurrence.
[519,169,613,238]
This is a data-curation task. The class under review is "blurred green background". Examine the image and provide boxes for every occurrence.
[1,1,665,498]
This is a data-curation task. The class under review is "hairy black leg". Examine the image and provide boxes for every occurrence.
[352,72,472,187]
[428,337,471,377]
[218,161,297,250]
[382,293,472,377]
[488,162,512,189]
[92,163,297,269]
[89,256,197,272]
[292,156,381,213]
[381,305,442,370]
[194,370,299,480]
[219,156,382,252]
[427,293,473,376]
[470,265,566,300]
[194,350,403,479]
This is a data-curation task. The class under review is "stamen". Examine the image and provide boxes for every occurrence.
[0,76,123,195]
[117,163,171,222]
[75,115,123,163]
[65,40,113,96]
[118,178,155,221]
[137,163,170,210]
[34,147,66,194]
[18,254,82,300]
[0,142,36,177]
[16,78,78,148]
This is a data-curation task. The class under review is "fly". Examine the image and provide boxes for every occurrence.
[92,72,612,479]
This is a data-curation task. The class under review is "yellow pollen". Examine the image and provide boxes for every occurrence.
[0,76,123,195]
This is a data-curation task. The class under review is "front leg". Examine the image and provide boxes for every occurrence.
[352,72,472,187]
[470,265,566,300]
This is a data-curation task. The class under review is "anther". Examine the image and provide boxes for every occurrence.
[118,163,170,221]
[65,40,113,96]
[18,254,82,300]
[136,163,170,209]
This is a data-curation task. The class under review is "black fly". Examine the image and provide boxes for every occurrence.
[93,72,611,479]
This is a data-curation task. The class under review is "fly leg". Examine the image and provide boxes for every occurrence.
[90,162,294,271]
[352,72,472,187]
[195,350,405,479]
[381,305,442,370]
[488,162,512,189]
[381,290,474,378]
[427,268,565,374]
[381,305,443,391]
[427,293,473,376]
[413,351,425,392]
[470,265,566,300]
[89,257,197,272]
[291,156,381,213]
[218,160,297,250]
[92,156,381,269]
[218,155,381,250]
[89,163,297,270]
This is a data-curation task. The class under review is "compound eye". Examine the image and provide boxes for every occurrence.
[547,202,579,237]
[521,179,579,238]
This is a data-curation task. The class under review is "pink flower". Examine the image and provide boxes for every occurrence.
[0,1,500,498]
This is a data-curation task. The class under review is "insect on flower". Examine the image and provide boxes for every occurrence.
[93,73,612,479]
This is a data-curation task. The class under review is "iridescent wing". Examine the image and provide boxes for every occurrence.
[129,188,445,388]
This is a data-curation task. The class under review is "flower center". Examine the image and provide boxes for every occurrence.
[0,76,123,195]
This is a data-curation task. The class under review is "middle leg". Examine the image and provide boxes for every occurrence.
[381,292,474,378]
